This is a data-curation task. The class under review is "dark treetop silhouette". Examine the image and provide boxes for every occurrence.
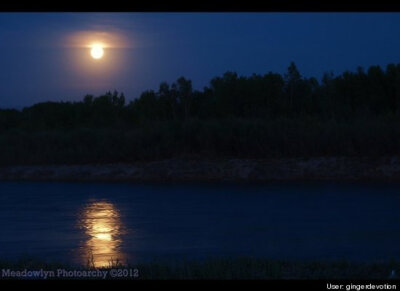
[1,62,400,166]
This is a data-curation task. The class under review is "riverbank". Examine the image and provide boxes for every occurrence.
[0,257,399,279]
[1,157,400,182]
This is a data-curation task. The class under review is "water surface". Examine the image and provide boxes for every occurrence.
[0,181,399,267]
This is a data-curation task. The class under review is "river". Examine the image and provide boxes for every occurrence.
[0,181,399,267]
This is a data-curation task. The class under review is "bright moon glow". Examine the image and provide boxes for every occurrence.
[90,44,104,59]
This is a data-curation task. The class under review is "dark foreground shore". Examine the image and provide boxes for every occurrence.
[1,157,400,182]
[1,257,399,279]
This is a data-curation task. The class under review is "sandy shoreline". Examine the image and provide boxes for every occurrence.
[1,157,400,182]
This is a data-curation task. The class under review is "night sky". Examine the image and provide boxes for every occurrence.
[1,12,400,109]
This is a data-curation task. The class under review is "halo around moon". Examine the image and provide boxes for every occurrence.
[63,30,132,80]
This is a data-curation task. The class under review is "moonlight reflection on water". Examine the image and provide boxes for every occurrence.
[78,201,126,267]
[1,182,400,265]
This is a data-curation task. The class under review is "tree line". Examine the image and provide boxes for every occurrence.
[0,62,400,165]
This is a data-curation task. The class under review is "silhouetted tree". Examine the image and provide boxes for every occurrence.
[284,61,302,115]
[1,62,400,165]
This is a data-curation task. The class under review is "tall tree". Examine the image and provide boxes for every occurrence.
[284,62,302,114]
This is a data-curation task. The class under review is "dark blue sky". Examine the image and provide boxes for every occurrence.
[1,13,400,109]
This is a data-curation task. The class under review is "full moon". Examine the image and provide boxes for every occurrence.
[90,44,104,59]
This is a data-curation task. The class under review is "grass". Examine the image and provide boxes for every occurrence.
[0,256,399,279]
